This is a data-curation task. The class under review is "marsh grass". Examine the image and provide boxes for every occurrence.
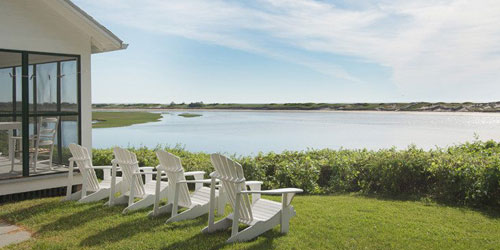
[92,112,162,128]
[178,113,202,118]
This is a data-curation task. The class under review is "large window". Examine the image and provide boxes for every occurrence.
[0,49,81,179]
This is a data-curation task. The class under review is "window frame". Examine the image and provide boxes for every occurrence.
[0,48,82,178]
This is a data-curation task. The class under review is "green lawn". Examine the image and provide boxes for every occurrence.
[92,111,162,128]
[1,195,498,249]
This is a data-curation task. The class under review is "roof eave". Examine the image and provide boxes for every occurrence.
[91,43,129,54]
[55,0,127,53]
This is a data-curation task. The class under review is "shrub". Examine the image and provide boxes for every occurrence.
[92,140,500,208]
[187,102,204,108]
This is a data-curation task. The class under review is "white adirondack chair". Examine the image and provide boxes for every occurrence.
[203,154,303,243]
[148,150,217,223]
[112,147,169,214]
[65,143,124,203]
[10,117,58,173]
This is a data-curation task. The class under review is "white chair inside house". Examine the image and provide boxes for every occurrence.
[10,117,58,173]
[112,147,169,214]
[203,153,303,243]
[148,150,217,223]
[64,143,125,203]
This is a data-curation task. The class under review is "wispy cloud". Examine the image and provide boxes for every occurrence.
[78,0,500,98]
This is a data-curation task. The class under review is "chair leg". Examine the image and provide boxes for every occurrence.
[30,154,37,173]
[202,217,232,233]
[79,189,110,203]
[166,204,208,223]
[217,187,226,216]
[147,185,171,216]
[227,213,281,243]
[48,146,54,170]
[105,195,128,206]
[148,203,173,217]
[63,190,82,201]
[48,156,53,170]
[123,195,156,214]
[9,134,15,172]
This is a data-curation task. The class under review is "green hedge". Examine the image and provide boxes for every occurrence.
[92,140,500,208]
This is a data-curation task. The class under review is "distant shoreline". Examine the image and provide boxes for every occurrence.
[92,102,500,113]
[92,108,500,116]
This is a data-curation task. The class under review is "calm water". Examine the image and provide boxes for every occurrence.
[92,111,500,155]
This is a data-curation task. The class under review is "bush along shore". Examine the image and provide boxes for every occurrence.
[92,140,500,209]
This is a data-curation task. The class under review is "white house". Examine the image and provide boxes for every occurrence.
[0,0,126,198]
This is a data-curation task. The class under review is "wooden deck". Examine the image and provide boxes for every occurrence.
[0,155,68,180]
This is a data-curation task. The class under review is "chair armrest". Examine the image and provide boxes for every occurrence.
[178,179,213,184]
[184,171,206,190]
[184,171,205,177]
[245,181,263,186]
[239,188,303,195]
[91,165,113,170]
[10,135,37,139]
[240,188,303,207]
[139,167,157,183]
[133,171,160,176]
[79,165,122,171]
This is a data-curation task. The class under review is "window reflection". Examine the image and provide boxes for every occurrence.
[60,116,78,164]
[61,60,77,111]
[0,68,13,114]
[36,63,57,112]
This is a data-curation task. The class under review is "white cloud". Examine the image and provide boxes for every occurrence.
[78,0,500,100]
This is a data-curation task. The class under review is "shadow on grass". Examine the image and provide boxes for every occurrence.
[79,214,205,247]
[160,225,283,250]
[81,211,285,250]
[345,193,500,219]
[38,202,112,233]
[0,198,61,223]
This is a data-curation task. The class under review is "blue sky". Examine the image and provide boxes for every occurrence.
[75,0,500,103]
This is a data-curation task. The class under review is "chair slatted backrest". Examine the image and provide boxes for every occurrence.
[156,150,191,207]
[37,117,58,146]
[113,147,146,197]
[68,144,100,192]
[211,154,253,224]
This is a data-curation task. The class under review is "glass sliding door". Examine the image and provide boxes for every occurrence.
[0,50,23,179]
[29,53,80,168]
[0,49,81,180]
